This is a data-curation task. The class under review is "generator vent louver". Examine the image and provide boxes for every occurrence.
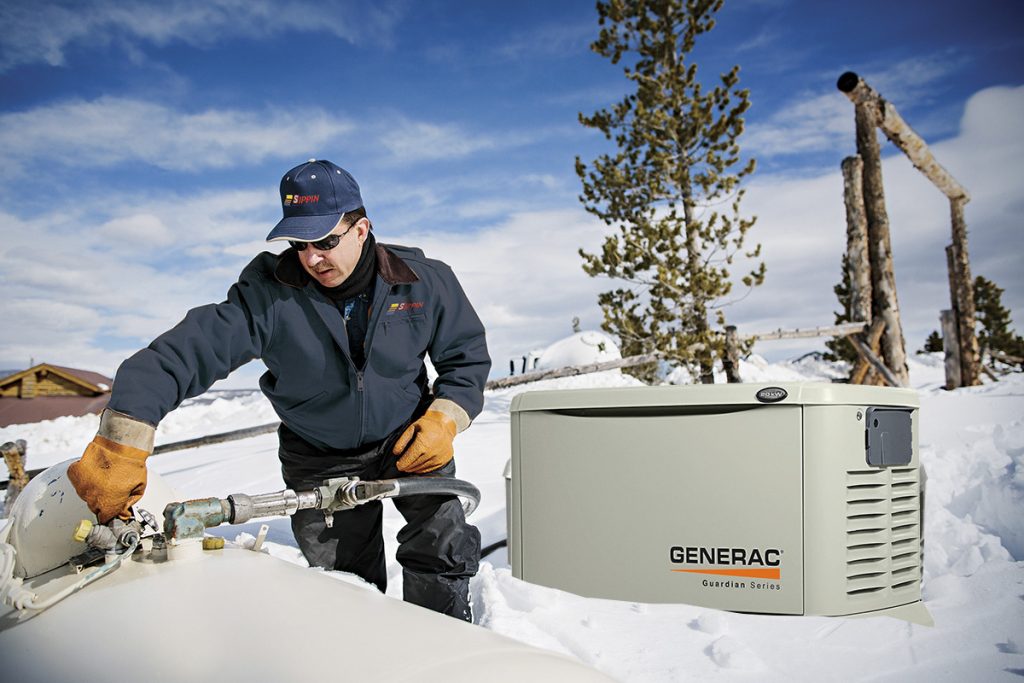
[844,467,921,596]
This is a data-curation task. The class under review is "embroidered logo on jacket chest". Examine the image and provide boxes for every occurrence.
[386,301,425,315]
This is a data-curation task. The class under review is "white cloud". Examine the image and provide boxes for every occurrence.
[862,53,973,106]
[744,92,853,157]
[735,26,781,53]
[98,213,174,247]
[378,119,499,162]
[376,116,550,164]
[0,96,549,176]
[0,185,277,371]
[0,0,401,72]
[493,20,596,61]
[0,97,355,173]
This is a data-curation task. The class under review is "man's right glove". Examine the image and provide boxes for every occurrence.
[67,409,155,523]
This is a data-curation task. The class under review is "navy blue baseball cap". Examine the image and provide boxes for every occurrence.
[265,159,363,242]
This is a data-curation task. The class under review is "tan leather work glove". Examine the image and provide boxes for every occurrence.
[393,399,470,473]
[68,409,155,523]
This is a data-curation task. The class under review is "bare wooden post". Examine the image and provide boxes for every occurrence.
[738,322,866,342]
[940,309,962,390]
[949,199,981,385]
[1,440,28,516]
[944,246,964,389]
[723,325,741,383]
[841,155,872,326]
[847,89,910,387]
[841,153,872,385]
[839,71,977,388]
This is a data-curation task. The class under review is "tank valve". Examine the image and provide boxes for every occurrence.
[74,518,142,556]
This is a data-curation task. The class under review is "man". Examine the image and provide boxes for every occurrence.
[68,159,490,620]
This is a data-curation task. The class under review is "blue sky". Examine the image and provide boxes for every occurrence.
[1,0,1022,386]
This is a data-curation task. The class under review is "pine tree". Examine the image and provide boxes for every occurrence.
[824,254,859,364]
[920,330,943,353]
[974,275,1024,365]
[576,0,764,384]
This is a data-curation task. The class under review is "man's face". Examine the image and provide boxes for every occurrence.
[297,217,370,288]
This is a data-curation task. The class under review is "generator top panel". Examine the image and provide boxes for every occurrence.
[510,382,919,413]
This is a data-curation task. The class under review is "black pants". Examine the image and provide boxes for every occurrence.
[278,424,481,621]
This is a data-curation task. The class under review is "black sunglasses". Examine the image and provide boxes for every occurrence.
[289,223,356,252]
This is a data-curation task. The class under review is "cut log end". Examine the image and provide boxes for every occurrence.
[837,71,860,93]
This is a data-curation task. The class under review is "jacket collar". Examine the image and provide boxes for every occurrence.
[274,243,419,289]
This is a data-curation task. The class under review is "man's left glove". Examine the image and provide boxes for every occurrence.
[68,409,155,523]
[393,409,460,474]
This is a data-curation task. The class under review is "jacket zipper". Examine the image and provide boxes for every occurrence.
[357,279,394,444]
[337,313,366,445]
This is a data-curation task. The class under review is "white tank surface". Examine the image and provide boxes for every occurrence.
[0,463,612,683]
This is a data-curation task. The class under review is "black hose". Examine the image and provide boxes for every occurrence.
[480,538,507,559]
[360,477,481,517]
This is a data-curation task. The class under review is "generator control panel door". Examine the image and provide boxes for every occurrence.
[514,404,804,614]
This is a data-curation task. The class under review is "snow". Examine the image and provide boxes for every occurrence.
[1,345,1023,681]
[534,330,621,370]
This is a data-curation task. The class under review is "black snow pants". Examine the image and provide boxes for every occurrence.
[277,422,481,622]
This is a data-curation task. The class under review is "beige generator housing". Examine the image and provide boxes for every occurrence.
[508,383,931,624]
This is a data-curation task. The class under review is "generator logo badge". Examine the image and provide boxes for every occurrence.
[755,386,788,403]
[670,546,783,591]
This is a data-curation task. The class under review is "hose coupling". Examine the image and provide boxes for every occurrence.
[315,477,400,527]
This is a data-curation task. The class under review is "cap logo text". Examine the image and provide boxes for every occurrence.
[284,194,320,206]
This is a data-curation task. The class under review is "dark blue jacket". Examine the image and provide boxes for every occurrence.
[109,243,491,450]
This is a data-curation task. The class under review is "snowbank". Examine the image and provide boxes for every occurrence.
[534,330,621,370]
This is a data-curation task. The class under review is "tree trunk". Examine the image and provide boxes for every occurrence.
[723,325,741,383]
[855,102,910,386]
[940,309,962,390]
[950,198,981,386]
[841,155,872,324]
[1,440,28,516]
[683,197,715,383]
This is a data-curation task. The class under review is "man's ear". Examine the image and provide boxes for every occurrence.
[356,217,372,239]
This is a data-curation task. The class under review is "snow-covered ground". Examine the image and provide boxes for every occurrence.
[1,347,1022,681]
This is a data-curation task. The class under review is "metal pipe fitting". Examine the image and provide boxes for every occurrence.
[228,489,321,524]
[163,498,232,542]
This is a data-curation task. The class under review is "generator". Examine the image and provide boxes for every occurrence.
[508,383,931,624]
